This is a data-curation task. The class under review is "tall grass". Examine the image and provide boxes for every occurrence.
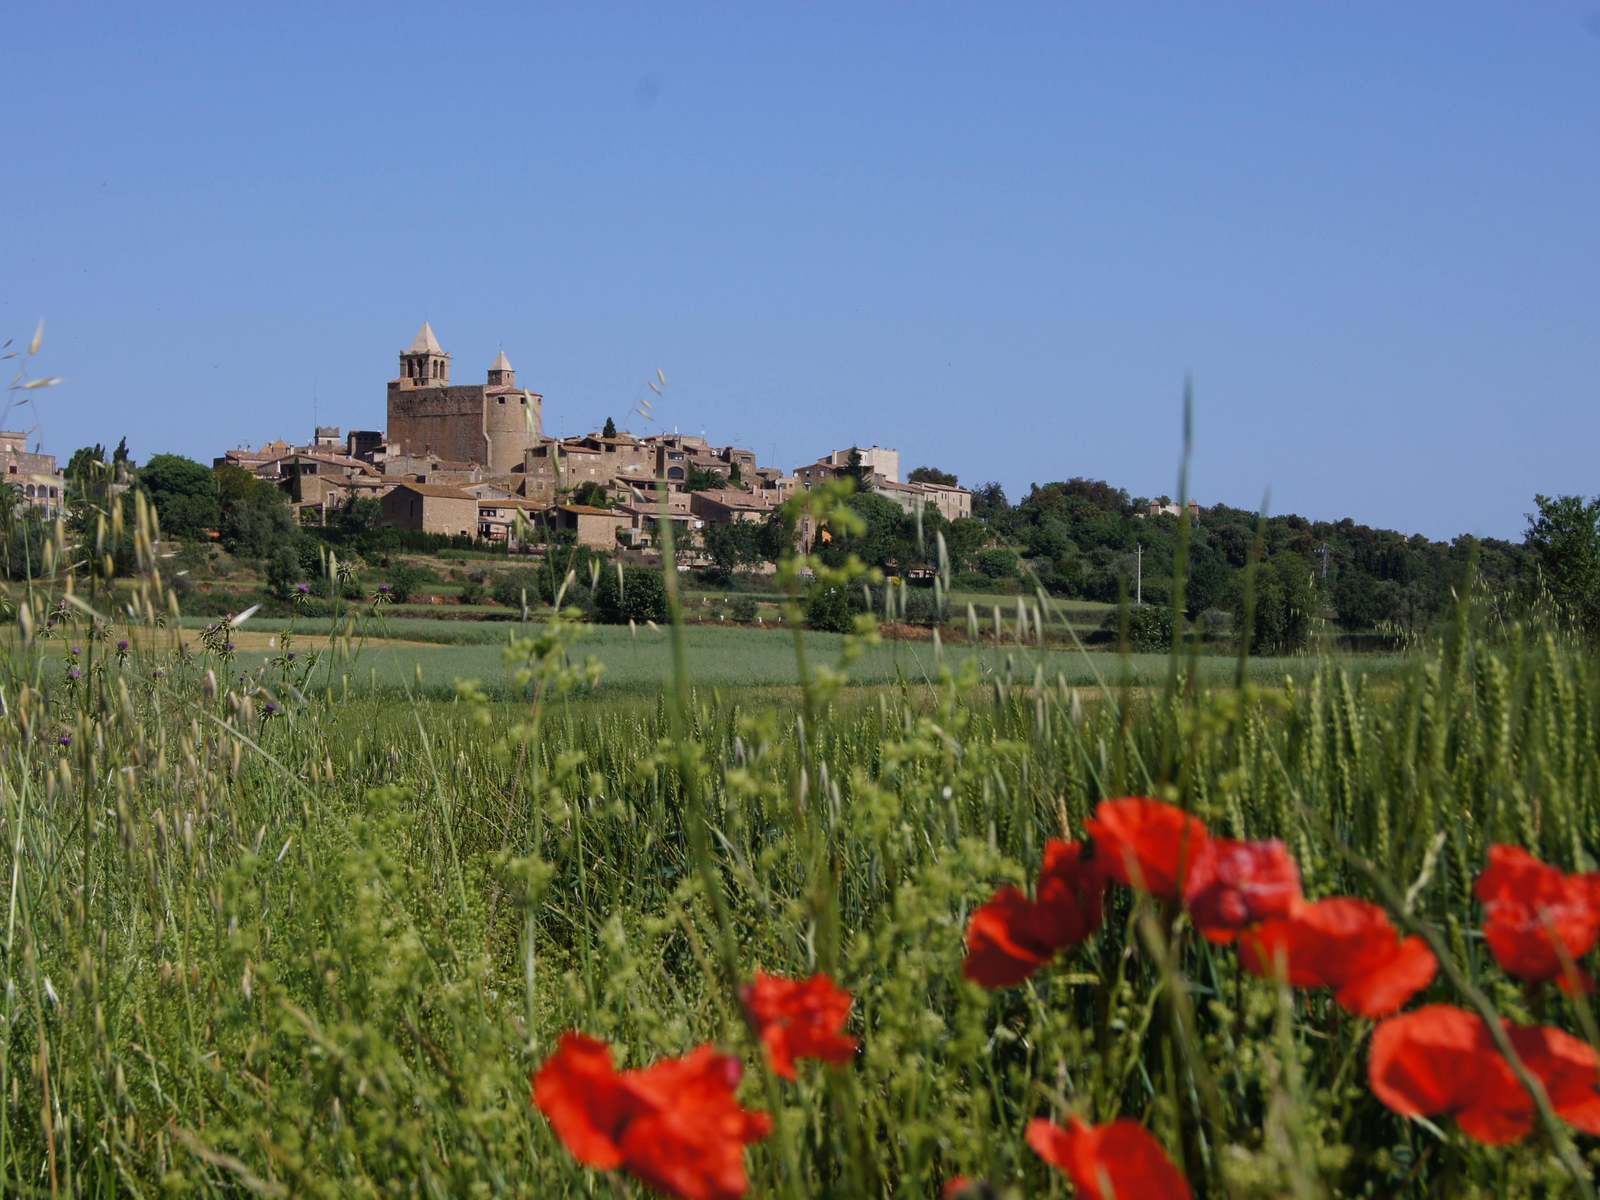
[1,494,1598,1197]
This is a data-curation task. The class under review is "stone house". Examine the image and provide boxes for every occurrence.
[689,488,778,525]
[380,482,478,537]
[547,503,630,549]
[1,432,63,516]
[827,444,900,483]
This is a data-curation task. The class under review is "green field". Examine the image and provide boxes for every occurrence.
[168,613,1389,697]
[6,517,1596,1199]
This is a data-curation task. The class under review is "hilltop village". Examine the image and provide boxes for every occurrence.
[209,322,973,552]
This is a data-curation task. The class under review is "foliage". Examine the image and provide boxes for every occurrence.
[593,565,669,624]
[491,570,540,610]
[703,520,765,576]
[1235,551,1318,654]
[140,452,220,538]
[216,463,297,558]
[3,547,1598,1197]
[908,465,959,486]
[1524,493,1600,635]
[263,542,303,598]
[386,559,424,603]
[1102,602,1174,651]
[973,546,1017,580]
[805,583,858,632]
[683,466,723,493]
[570,481,613,509]
[602,416,618,438]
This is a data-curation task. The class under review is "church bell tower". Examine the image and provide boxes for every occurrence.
[398,321,450,387]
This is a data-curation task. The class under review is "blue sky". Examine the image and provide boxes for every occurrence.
[5,2,1596,540]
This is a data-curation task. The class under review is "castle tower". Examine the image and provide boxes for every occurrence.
[398,321,451,387]
[387,322,542,476]
[487,348,515,388]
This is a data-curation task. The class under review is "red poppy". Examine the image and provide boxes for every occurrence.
[1183,836,1302,942]
[740,971,858,1080]
[1086,797,1210,901]
[941,1178,992,1200]
[533,1032,772,1199]
[1475,844,1600,991]
[964,839,1106,988]
[1239,897,1436,1017]
[1369,1005,1600,1144]
[1026,1116,1192,1200]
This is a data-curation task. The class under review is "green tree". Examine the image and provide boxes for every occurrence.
[330,493,383,541]
[217,464,296,557]
[908,465,958,486]
[602,416,618,439]
[841,447,872,491]
[140,454,220,539]
[703,520,762,576]
[570,482,613,509]
[974,547,1017,580]
[1525,494,1600,634]
[593,567,668,624]
[1235,552,1317,654]
[683,466,721,493]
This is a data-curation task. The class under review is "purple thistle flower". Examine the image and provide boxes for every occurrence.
[295,582,311,595]
[116,639,130,652]
[286,651,297,661]
[58,734,72,748]
[378,583,391,594]
[264,701,279,715]
[225,642,236,652]
[67,667,81,680]
[70,645,81,656]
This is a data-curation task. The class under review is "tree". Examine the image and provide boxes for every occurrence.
[703,521,762,576]
[570,482,613,509]
[140,454,220,539]
[1525,494,1600,634]
[683,466,722,493]
[602,417,618,439]
[330,493,383,540]
[971,481,1012,530]
[217,464,296,557]
[842,448,872,491]
[908,465,959,486]
[974,547,1018,580]
[593,567,668,624]
[1234,553,1317,654]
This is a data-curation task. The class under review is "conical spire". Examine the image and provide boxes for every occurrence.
[490,348,513,372]
[408,321,444,354]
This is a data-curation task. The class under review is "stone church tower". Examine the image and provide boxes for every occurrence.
[386,322,542,473]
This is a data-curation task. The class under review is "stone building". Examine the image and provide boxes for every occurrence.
[547,503,630,549]
[379,482,478,537]
[827,444,900,484]
[1,432,63,516]
[386,323,542,474]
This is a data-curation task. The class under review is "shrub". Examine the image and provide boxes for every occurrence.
[593,567,669,625]
[492,571,540,610]
[806,585,860,633]
[729,595,759,623]
[263,545,303,599]
[459,576,485,605]
[1102,604,1173,652]
[974,547,1018,580]
[386,561,424,603]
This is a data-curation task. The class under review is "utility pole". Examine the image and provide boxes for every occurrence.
[1136,543,1143,606]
